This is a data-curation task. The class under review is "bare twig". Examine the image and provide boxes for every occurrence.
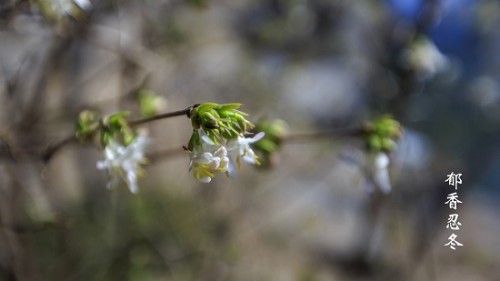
[40,105,194,163]
[41,136,78,163]
[127,107,192,127]
[282,128,364,143]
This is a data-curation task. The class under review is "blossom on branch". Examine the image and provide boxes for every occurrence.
[227,132,265,166]
[189,145,234,183]
[186,103,264,183]
[402,36,449,79]
[372,152,392,193]
[96,132,150,193]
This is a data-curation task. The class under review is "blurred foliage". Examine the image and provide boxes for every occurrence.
[137,90,167,118]
[252,119,288,169]
[22,188,238,280]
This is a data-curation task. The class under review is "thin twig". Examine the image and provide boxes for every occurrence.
[8,107,364,164]
[40,106,194,163]
[128,107,192,127]
[42,136,77,163]
[282,128,364,143]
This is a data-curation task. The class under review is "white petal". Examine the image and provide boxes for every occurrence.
[97,133,149,193]
[242,154,255,164]
[374,167,391,193]
[214,146,228,158]
[226,155,238,178]
[375,153,389,169]
[96,160,108,170]
[201,134,215,145]
[198,176,212,183]
[208,157,221,170]
[127,171,138,193]
[225,139,237,151]
[74,0,92,10]
[193,152,214,164]
[248,132,265,143]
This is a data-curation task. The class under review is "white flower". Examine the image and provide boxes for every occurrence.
[45,0,92,18]
[227,132,265,166]
[74,0,92,11]
[189,146,233,183]
[188,130,265,183]
[370,152,392,193]
[189,131,237,183]
[402,38,449,79]
[96,133,150,193]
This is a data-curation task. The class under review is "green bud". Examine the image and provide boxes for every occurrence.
[122,130,136,146]
[195,103,219,115]
[200,112,219,129]
[254,138,277,154]
[219,103,241,111]
[234,115,247,133]
[254,119,287,145]
[381,138,397,151]
[206,130,221,144]
[364,115,402,152]
[190,111,201,129]
[75,110,100,141]
[218,110,233,119]
[100,129,113,147]
[106,112,130,131]
[247,119,288,170]
[190,102,257,143]
[188,130,201,151]
[138,90,167,117]
[368,135,382,151]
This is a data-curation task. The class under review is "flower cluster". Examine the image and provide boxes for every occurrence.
[187,103,264,183]
[76,111,136,148]
[74,102,403,193]
[96,132,150,193]
[363,115,402,193]
[137,90,168,117]
[251,119,288,169]
[76,110,150,193]
[401,36,449,79]
[363,115,402,153]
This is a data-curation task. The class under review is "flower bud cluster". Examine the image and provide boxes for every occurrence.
[363,115,403,194]
[251,119,288,169]
[187,103,264,183]
[76,110,150,193]
[364,115,402,153]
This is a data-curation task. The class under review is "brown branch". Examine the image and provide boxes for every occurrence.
[282,127,365,143]
[127,107,192,127]
[41,135,78,163]
[7,105,365,165]
[39,105,194,163]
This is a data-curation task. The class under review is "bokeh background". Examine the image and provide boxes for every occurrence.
[1,0,499,280]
